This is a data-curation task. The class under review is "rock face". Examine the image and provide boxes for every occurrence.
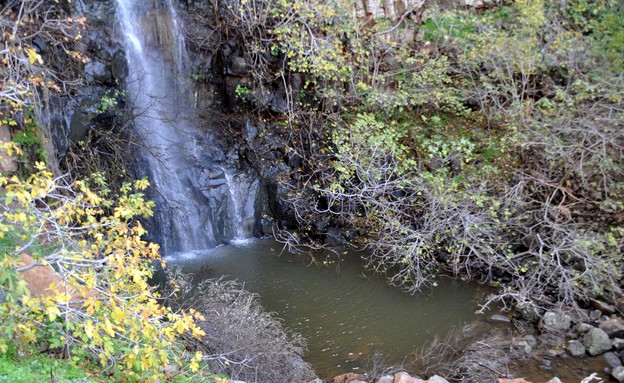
[43,0,127,160]
[583,327,612,356]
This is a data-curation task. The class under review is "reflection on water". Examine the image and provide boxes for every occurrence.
[165,239,482,379]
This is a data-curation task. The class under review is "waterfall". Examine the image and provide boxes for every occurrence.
[223,169,259,243]
[114,0,258,252]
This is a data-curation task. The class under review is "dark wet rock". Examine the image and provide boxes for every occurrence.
[613,337,624,350]
[600,318,624,338]
[286,151,303,168]
[229,56,248,76]
[591,299,617,315]
[590,310,602,322]
[325,227,349,245]
[219,44,233,60]
[69,94,104,143]
[258,217,274,237]
[539,310,572,333]
[313,219,330,232]
[566,340,586,357]
[516,302,544,323]
[604,351,623,368]
[244,120,258,143]
[85,60,113,84]
[583,327,612,356]
[613,366,624,382]
[271,85,289,113]
[576,323,594,334]
[617,300,624,317]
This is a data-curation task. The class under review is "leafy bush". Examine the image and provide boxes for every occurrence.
[248,0,624,314]
[0,166,206,381]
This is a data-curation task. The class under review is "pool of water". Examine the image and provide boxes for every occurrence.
[164,239,484,379]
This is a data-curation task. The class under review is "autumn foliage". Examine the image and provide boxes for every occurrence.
[0,165,206,381]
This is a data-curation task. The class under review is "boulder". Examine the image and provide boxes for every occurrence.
[589,310,602,322]
[600,319,624,338]
[516,302,544,323]
[576,323,594,334]
[229,56,248,76]
[524,335,538,348]
[613,337,624,350]
[591,299,617,314]
[429,375,450,383]
[334,373,366,383]
[377,376,394,383]
[583,327,612,356]
[613,366,624,382]
[538,333,566,348]
[512,338,533,355]
[566,339,586,357]
[393,372,428,383]
[163,364,179,378]
[85,60,113,85]
[604,351,623,368]
[498,379,532,383]
[539,311,572,333]
[545,348,565,357]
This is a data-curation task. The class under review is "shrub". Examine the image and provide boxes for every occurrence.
[168,272,315,383]
[0,165,206,382]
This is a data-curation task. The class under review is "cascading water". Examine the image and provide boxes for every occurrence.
[223,169,259,242]
[114,0,259,252]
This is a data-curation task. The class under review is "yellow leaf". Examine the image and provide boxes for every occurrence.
[174,320,185,334]
[26,48,43,65]
[84,319,94,339]
[46,305,61,321]
[189,361,199,372]
[111,306,127,322]
[104,318,115,337]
